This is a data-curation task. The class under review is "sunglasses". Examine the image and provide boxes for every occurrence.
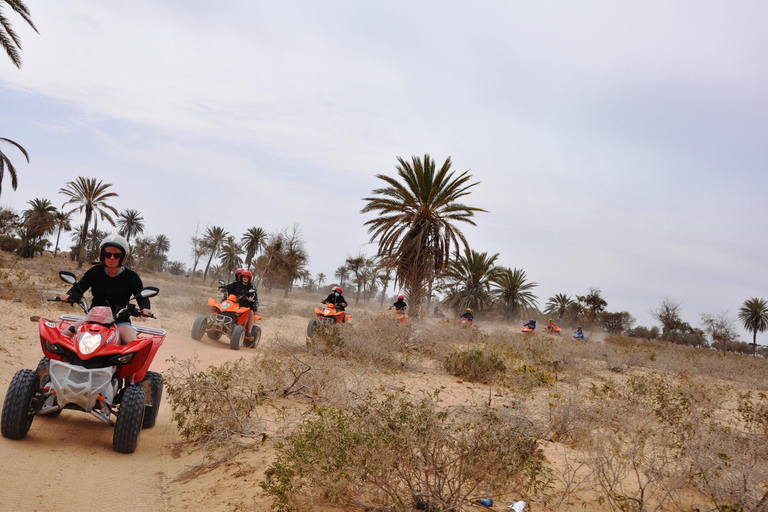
[104,252,123,259]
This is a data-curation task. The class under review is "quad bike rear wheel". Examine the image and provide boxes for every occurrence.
[230,325,245,350]
[1,369,40,440]
[113,385,146,454]
[191,315,207,341]
[246,325,262,348]
[140,371,164,429]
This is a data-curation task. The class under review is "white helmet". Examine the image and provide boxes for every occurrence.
[99,234,129,265]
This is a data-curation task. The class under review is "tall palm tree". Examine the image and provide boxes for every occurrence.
[491,267,539,321]
[0,137,29,197]
[52,207,73,258]
[441,249,499,314]
[0,0,37,68]
[544,293,575,322]
[116,209,145,244]
[241,227,267,271]
[201,226,229,281]
[362,154,486,316]
[20,197,56,257]
[738,297,768,357]
[334,265,349,288]
[316,272,326,288]
[345,255,366,305]
[59,177,118,268]
[218,236,242,278]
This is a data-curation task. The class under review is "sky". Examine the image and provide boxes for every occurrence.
[1,1,767,339]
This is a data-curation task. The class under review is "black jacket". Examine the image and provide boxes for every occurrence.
[392,299,407,311]
[224,280,259,310]
[67,265,150,323]
[461,312,474,322]
[322,292,347,311]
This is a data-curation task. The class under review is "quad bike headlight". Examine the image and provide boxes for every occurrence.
[221,301,231,309]
[78,332,103,355]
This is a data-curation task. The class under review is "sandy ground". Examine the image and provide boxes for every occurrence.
[0,273,507,512]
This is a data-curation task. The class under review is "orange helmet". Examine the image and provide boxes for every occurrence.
[333,286,343,293]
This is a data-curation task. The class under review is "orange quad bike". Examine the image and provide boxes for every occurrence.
[384,307,409,324]
[521,323,536,333]
[307,303,352,339]
[192,281,262,350]
[545,323,562,335]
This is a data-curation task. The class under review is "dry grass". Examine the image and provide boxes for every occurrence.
[4,253,768,511]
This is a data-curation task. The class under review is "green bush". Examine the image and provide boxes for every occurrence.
[445,348,506,382]
[261,392,547,511]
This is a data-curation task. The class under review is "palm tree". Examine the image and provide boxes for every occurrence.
[738,297,768,357]
[491,267,539,321]
[362,154,486,316]
[241,227,267,271]
[0,0,37,68]
[116,209,145,245]
[316,272,326,288]
[334,265,349,288]
[345,255,367,305]
[218,236,242,278]
[0,137,29,197]
[544,293,575,322]
[52,207,73,258]
[59,177,119,268]
[201,226,229,281]
[441,249,499,314]
[377,265,393,309]
[20,197,56,257]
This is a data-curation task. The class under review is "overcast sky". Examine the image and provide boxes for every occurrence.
[2,1,767,337]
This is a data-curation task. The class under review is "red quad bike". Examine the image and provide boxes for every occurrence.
[191,280,263,350]
[546,324,562,335]
[307,303,352,339]
[0,270,165,454]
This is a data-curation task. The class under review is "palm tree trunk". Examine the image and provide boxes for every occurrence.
[78,208,92,268]
[754,330,758,357]
[203,249,216,281]
[54,225,62,258]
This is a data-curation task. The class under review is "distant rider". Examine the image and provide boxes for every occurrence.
[574,326,585,339]
[460,308,474,322]
[223,270,259,345]
[60,234,152,344]
[392,295,407,313]
[524,319,537,331]
[322,286,348,322]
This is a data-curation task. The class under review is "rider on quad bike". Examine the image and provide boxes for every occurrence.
[221,270,259,344]
[321,287,348,322]
[392,295,407,314]
[60,234,152,343]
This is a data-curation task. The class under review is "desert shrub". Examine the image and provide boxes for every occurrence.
[515,363,556,387]
[308,316,421,370]
[165,355,268,465]
[634,325,660,340]
[261,391,548,512]
[0,235,21,253]
[445,347,506,382]
[265,299,295,318]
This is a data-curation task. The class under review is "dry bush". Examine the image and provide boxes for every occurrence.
[264,299,296,318]
[445,347,506,382]
[308,316,421,370]
[409,319,489,360]
[261,391,549,512]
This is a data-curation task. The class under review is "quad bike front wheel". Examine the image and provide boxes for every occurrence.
[1,369,40,440]
[207,331,222,341]
[140,371,164,429]
[113,385,146,454]
[35,357,61,417]
[230,325,245,350]
[307,319,318,339]
[191,315,207,341]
